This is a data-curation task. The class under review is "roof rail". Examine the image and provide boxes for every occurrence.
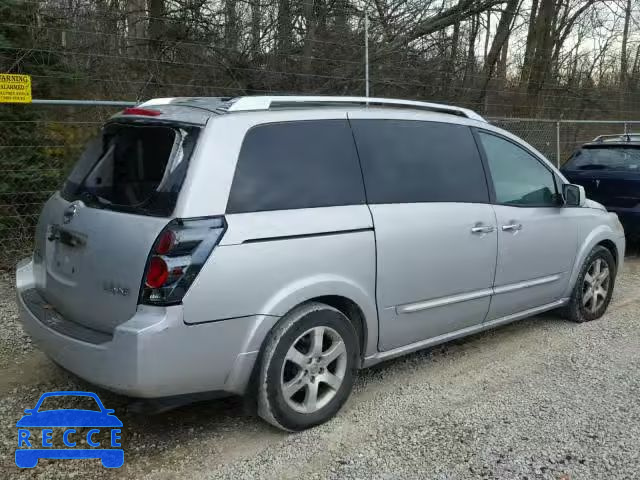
[227,96,486,122]
[593,134,628,143]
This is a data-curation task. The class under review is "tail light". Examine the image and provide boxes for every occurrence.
[140,217,226,306]
[122,107,162,117]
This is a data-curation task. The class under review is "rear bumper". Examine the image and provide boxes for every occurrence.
[16,259,277,398]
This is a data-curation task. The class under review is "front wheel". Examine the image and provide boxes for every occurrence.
[564,245,616,323]
[257,302,358,431]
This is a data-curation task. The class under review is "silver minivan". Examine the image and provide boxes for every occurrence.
[16,96,625,431]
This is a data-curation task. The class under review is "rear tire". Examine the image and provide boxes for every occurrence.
[257,302,358,432]
[563,245,616,323]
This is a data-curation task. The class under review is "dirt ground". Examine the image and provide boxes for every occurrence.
[1,253,639,479]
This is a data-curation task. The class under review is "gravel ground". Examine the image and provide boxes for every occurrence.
[1,255,639,480]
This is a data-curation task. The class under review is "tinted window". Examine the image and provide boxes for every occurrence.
[350,120,488,204]
[478,131,558,207]
[566,147,640,171]
[227,120,366,213]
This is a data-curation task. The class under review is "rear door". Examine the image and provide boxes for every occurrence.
[350,115,498,351]
[475,129,578,320]
[33,120,200,333]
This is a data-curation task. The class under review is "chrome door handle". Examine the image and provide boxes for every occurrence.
[502,223,522,232]
[471,225,495,234]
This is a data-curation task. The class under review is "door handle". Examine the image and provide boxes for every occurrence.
[471,225,495,234]
[501,223,523,232]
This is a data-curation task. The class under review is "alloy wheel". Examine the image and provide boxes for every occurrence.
[280,326,348,414]
[582,258,610,314]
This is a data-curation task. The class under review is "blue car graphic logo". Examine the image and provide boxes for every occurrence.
[16,391,123,468]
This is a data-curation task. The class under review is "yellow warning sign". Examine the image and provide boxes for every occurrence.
[0,74,32,103]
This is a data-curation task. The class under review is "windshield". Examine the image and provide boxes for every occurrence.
[61,122,199,216]
[567,147,640,171]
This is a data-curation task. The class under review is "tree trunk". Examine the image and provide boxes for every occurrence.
[277,0,292,59]
[302,0,317,80]
[620,0,631,107]
[475,0,518,108]
[148,0,165,56]
[126,0,146,55]
[224,0,238,52]
[335,0,348,32]
[525,0,556,114]
[497,36,508,86]
[519,0,539,86]
[251,0,261,55]
[444,20,461,97]
[463,13,480,88]
[384,0,503,53]
[483,10,491,63]
[373,0,392,42]
[631,44,640,88]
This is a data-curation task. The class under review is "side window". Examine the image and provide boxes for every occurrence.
[477,131,558,207]
[226,120,366,213]
[350,120,489,204]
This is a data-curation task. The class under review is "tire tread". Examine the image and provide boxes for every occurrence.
[257,302,353,431]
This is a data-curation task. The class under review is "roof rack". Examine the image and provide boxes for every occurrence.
[592,133,640,143]
[227,96,486,121]
[139,96,485,122]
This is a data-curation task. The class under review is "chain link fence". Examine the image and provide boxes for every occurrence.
[0,102,128,268]
[489,118,640,166]
[1,101,638,268]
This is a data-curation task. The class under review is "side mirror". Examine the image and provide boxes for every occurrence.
[563,183,586,207]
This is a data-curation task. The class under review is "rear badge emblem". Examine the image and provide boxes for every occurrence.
[595,179,600,188]
[103,283,130,297]
[63,204,78,224]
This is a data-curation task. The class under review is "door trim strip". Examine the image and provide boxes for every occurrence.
[241,227,373,244]
[365,298,568,367]
[396,274,562,315]
[493,274,561,295]
[396,288,493,314]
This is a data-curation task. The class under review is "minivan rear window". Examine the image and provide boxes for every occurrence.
[566,146,640,171]
[61,123,199,216]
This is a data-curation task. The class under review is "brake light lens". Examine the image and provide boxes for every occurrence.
[145,257,169,288]
[140,217,226,306]
[155,230,175,255]
[122,107,162,116]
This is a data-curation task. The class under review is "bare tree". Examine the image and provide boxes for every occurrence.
[475,0,519,107]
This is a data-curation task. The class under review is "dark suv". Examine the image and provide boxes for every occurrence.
[562,135,640,241]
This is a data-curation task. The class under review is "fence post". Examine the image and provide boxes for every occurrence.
[364,13,370,99]
[556,121,561,167]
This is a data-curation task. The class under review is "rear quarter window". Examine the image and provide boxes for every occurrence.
[350,120,489,204]
[226,120,366,213]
